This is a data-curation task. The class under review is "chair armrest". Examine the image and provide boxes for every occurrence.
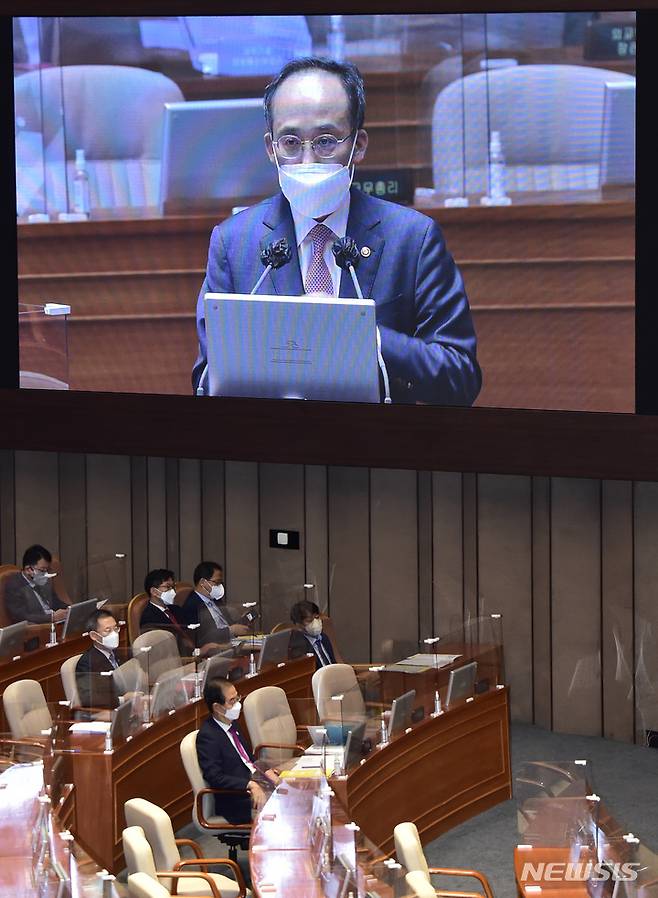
[174,858,247,896]
[174,838,203,858]
[428,867,494,898]
[254,742,307,758]
[196,788,253,831]
[157,871,222,898]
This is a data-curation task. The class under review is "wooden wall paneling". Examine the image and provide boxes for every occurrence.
[85,455,132,605]
[130,457,148,597]
[370,468,419,661]
[417,471,433,641]
[58,452,88,601]
[550,477,602,736]
[632,482,658,744]
[531,476,552,730]
[200,459,225,570]
[224,461,259,612]
[178,459,202,585]
[146,457,167,570]
[14,450,60,560]
[303,465,329,613]
[431,471,464,634]
[601,480,634,742]
[462,473,479,622]
[165,458,180,574]
[327,467,371,665]
[477,474,533,722]
[258,463,305,631]
[0,449,16,564]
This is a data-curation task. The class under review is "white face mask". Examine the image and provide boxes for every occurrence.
[32,569,56,587]
[209,583,225,602]
[97,631,119,650]
[275,134,357,220]
[159,588,176,605]
[224,700,241,721]
[305,618,323,638]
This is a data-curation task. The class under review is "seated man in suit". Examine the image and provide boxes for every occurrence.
[288,600,336,669]
[75,608,121,710]
[4,544,68,624]
[139,568,193,655]
[196,677,278,823]
[183,562,250,648]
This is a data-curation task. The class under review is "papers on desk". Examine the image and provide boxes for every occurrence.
[68,721,111,734]
[292,745,344,773]
[385,653,462,672]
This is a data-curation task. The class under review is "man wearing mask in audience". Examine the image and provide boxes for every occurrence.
[196,678,278,824]
[140,568,193,654]
[192,57,480,407]
[75,608,121,710]
[5,544,68,624]
[288,599,336,669]
[183,561,250,648]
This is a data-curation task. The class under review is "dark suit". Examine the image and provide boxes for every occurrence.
[289,629,336,670]
[193,189,481,406]
[4,571,67,624]
[182,591,231,646]
[75,645,120,710]
[140,601,192,654]
[196,715,253,823]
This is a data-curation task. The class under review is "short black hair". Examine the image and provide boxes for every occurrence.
[193,561,223,586]
[264,57,366,135]
[144,568,175,596]
[204,677,230,713]
[87,608,116,632]
[22,544,52,568]
[290,600,320,625]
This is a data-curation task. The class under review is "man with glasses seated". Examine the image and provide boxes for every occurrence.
[192,56,480,407]
[75,608,122,710]
[196,678,279,824]
[5,544,68,624]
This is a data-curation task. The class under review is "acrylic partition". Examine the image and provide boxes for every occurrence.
[18,302,70,390]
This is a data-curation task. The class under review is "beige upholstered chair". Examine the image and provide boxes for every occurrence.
[394,821,494,898]
[127,873,172,898]
[405,871,440,898]
[242,685,307,766]
[132,629,181,686]
[312,663,366,721]
[60,654,83,707]
[124,798,248,897]
[179,730,251,862]
[123,826,228,898]
[3,679,53,738]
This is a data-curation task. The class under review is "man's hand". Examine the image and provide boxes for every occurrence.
[247,780,267,811]
[229,624,250,637]
[264,768,280,786]
[53,609,68,622]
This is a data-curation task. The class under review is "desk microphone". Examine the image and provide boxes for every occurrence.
[196,238,293,396]
[332,237,392,404]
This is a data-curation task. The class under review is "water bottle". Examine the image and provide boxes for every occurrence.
[72,149,91,218]
[327,15,346,62]
[482,131,511,206]
[248,653,257,676]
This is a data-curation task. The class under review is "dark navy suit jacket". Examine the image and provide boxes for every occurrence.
[192,189,481,406]
[196,715,254,824]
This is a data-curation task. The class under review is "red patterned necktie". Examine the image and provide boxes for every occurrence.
[304,223,335,295]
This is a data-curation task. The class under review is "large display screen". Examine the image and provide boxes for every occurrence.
[14,12,636,412]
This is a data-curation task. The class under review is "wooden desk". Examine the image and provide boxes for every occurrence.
[17,196,633,412]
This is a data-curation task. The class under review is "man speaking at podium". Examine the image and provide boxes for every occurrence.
[192,57,481,406]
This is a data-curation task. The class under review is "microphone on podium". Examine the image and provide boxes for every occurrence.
[332,237,392,404]
[196,238,293,396]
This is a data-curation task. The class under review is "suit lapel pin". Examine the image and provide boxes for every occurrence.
[360,246,371,258]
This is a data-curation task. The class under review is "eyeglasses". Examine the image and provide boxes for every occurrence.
[226,694,242,706]
[272,132,354,161]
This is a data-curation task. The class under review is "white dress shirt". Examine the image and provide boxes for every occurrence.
[290,194,351,296]
[195,590,230,630]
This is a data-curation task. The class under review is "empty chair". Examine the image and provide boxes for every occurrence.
[405,871,439,898]
[60,654,83,706]
[132,630,181,686]
[242,686,306,767]
[14,64,183,215]
[3,679,52,738]
[124,798,248,897]
[312,663,366,722]
[179,730,251,862]
[432,64,635,196]
[394,821,494,898]
[123,826,233,898]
